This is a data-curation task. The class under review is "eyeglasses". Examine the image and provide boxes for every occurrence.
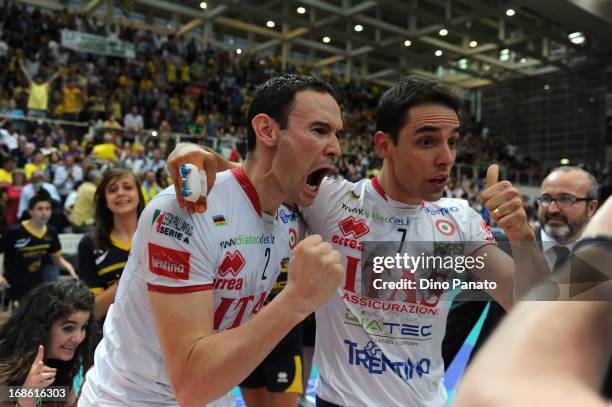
[536,194,591,208]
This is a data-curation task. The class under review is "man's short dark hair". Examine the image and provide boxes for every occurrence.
[28,192,52,210]
[375,76,463,144]
[246,74,335,153]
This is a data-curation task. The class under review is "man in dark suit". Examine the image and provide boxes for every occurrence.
[443,166,600,376]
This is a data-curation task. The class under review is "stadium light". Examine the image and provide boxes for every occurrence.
[151,131,158,137]
[236,48,242,55]
[404,40,412,47]
[506,9,515,17]
[568,32,585,45]
[354,24,363,32]
[297,6,306,14]
[266,20,275,28]
[200,2,207,10]
[434,50,443,57]
[322,36,331,43]
[439,29,448,36]
[469,40,478,48]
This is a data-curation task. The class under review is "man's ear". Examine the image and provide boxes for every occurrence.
[588,199,599,217]
[251,114,280,149]
[374,131,393,159]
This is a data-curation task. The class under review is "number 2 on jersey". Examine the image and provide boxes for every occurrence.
[261,247,271,280]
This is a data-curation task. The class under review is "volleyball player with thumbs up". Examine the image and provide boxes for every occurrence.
[168,76,550,407]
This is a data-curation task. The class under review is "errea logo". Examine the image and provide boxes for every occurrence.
[339,216,369,238]
[332,216,369,251]
[219,251,246,277]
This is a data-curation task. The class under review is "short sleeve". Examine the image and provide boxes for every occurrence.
[140,193,217,294]
[77,235,105,294]
[48,227,62,255]
[299,177,347,234]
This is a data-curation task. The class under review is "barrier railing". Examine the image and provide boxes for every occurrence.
[4,114,546,186]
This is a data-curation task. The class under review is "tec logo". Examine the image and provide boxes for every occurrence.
[333,216,369,251]
[435,219,456,237]
[216,250,246,290]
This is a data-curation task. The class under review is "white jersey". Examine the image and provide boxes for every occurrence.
[80,168,303,406]
[302,177,494,407]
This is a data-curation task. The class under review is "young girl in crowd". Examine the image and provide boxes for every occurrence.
[0,280,97,406]
[77,168,144,323]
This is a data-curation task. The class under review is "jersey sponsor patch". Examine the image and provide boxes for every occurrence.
[151,209,194,243]
[148,243,191,280]
[288,228,297,249]
[279,208,297,224]
[435,219,456,236]
[339,216,370,239]
[212,214,227,226]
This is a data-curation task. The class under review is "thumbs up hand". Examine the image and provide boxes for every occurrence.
[480,164,535,241]
[23,345,56,390]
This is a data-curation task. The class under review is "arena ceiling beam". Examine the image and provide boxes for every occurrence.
[82,0,103,14]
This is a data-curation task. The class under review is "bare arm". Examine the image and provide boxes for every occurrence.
[93,283,118,320]
[455,196,612,407]
[18,59,32,83]
[51,254,77,279]
[477,164,549,303]
[150,235,344,407]
[48,67,63,84]
[455,301,612,407]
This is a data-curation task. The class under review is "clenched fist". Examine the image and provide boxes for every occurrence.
[480,164,535,241]
[282,235,345,317]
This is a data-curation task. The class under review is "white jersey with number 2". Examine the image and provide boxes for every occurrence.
[80,168,303,406]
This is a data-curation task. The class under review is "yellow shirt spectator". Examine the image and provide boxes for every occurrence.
[27,82,50,111]
[167,63,177,82]
[92,143,117,162]
[140,78,154,92]
[0,169,12,184]
[63,86,83,114]
[70,181,97,227]
[24,163,47,180]
[118,74,133,88]
[180,64,190,82]
[141,183,162,206]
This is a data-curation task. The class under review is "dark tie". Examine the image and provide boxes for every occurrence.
[552,245,571,275]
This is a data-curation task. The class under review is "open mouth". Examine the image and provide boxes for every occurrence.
[429,175,448,187]
[305,167,332,192]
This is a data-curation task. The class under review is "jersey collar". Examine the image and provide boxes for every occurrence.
[231,167,262,217]
[370,176,424,210]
